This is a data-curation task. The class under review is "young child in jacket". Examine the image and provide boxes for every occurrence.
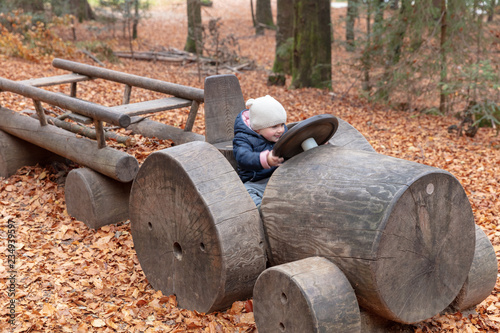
[233,95,288,207]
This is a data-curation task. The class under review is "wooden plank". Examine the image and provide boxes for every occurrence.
[19,73,90,87]
[204,74,245,144]
[110,97,192,116]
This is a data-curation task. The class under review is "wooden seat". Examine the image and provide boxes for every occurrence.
[110,97,192,116]
[20,73,90,87]
[203,74,245,170]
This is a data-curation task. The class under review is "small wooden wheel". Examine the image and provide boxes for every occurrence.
[273,114,338,160]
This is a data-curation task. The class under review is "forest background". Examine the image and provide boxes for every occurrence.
[0,0,499,332]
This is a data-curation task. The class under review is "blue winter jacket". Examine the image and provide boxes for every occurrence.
[233,110,288,183]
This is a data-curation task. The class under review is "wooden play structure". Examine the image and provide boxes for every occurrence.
[0,60,497,332]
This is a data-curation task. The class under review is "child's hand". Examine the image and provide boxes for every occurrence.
[267,150,284,167]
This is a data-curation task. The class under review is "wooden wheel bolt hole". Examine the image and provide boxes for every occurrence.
[426,183,434,195]
[173,242,183,260]
[279,322,286,332]
[280,292,288,304]
[200,242,206,252]
[148,222,153,230]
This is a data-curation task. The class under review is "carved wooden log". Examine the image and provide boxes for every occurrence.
[445,224,498,312]
[0,130,60,178]
[262,146,476,324]
[329,118,375,152]
[65,168,132,229]
[127,118,205,145]
[129,141,266,312]
[253,257,361,333]
[0,107,138,182]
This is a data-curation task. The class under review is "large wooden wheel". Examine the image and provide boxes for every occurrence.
[129,141,266,313]
[262,146,476,324]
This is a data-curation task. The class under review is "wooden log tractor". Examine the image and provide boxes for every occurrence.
[128,75,497,331]
[1,67,496,330]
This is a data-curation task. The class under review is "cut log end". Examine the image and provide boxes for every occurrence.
[375,172,476,323]
[253,257,361,333]
[130,141,266,313]
[65,168,131,229]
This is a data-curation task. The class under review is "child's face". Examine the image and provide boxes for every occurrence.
[257,123,285,142]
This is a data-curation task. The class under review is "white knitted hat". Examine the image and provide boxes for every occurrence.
[247,95,287,131]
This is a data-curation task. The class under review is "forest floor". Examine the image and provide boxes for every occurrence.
[0,0,499,332]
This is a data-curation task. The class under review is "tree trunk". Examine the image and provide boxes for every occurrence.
[487,0,496,22]
[185,0,202,54]
[272,0,294,74]
[255,0,275,35]
[345,0,359,52]
[439,0,447,114]
[291,0,332,89]
[377,0,410,100]
[132,0,139,39]
[261,146,475,324]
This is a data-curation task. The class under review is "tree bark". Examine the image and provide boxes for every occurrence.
[346,0,359,52]
[439,0,448,114]
[255,0,275,35]
[272,0,294,74]
[291,0,332,89]
[185,0,202,54]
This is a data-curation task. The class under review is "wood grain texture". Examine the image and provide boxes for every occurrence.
[329,118,375,152]
[254,257,361,333]
[129,141,266,312]
[445,224,498,312]
[127,118,205,145]
[19,73,90,87]
[0,130,60,178]
[262,146,475,324]
[110,97,192,116]
[204,74,245,144]
[65,168,132,229]
[0,107,138,182]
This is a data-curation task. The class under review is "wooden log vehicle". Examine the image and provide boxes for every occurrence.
[259,114,477,324]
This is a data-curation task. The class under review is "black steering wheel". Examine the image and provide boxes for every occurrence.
[273,114,339,160]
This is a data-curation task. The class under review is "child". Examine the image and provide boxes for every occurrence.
[233,95,288,207]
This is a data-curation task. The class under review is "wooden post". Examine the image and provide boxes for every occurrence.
[129,141,266,313]
[184,100,199,132]
[123,84,132,104]
[65,168,132,229]
[0,107,138,182]
[253,257,361,333]
[261,146,476,324]
[33,100,48,126]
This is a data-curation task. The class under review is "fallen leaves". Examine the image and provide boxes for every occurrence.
[0,1,499,333]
